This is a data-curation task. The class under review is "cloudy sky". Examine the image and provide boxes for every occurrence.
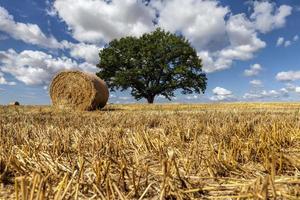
[0,0,300,104]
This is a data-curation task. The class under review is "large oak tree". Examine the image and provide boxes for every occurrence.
[97,28,207,103]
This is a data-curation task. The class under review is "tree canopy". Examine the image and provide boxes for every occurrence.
[97,28,207,103]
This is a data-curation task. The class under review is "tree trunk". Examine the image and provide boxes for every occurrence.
[146,95,155,104]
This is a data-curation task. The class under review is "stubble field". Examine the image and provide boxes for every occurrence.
[0,103,300,199]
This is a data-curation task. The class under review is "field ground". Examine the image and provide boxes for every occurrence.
[0,103,300,199]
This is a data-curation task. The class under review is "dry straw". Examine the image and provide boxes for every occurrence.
[50,70,109,111]
[1,103,300,199]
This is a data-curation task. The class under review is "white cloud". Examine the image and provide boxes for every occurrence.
[217,14,265,65]
[284,83,296,91]
[276,37,284,46]
[276,71,300,81]
[155,1,268,73]
[276,36,298,47]
[250,1,292,33]
[250,79,262,87]
[294,35,299,41]
[194,1,291,73]
[244,64,262,76]
[284,40,291,47]
[213,87,232,96]
[0,5,102,65]
[45,0,57,17]
[279,83,300,94]
[0,71,16,85]
[156,0,228,51]
[0,6,62,49]
[243,89,288,100]
[210,87,234,101]
[159,1,290,73]
[243,79,292,101]
[243,92,262,100]
[0,76,16,85]
[198,14,266,72]
[0,49,97,86]
[198,1,291,72]
[279,88,289,94]
[185,95,198,100]
[67,42,101,65]
[53,0,155,43]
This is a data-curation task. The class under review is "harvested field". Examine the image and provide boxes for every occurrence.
[0,103,300,199]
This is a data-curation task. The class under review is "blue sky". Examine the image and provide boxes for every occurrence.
[0,0,300,104]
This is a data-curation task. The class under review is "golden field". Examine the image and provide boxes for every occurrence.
[0,103,300,199]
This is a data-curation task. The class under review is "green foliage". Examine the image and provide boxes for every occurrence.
[97,28,207,103]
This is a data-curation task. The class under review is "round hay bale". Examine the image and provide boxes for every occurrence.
[50,71,109,111]
[9,101,20,106]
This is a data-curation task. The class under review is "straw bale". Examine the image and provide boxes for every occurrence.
[50,71,109,110]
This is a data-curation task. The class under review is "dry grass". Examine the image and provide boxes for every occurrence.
[0,103,300,199]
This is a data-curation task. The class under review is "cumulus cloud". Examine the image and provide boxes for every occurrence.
[282,83,300,94]
[0,71,16,85]
[185,95,199,100]
[250,1,292,33]
[210,87,234,101]
[250,79,262,87]
[65,42,101,65]
[284,83,296,91]
[244,64,262,76]
[276,71,300,81]
[198,13,266,72]
[0,75,16,85]
[243,80,300,100]
[243,89,288,100]
[284,40,291,47]
[45,0,57,17]
[206,14,265,72]
[155,1,267,73]
[0,6,62,49]
[276,35,298,47]
[189,9,267,72]
[197,1,290,72]
[53,0,155,43]
[0,6,102,65]
[276,37,284,46]
[156,0,228,51]
[213,87,232,96]
[0,49,97,86]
